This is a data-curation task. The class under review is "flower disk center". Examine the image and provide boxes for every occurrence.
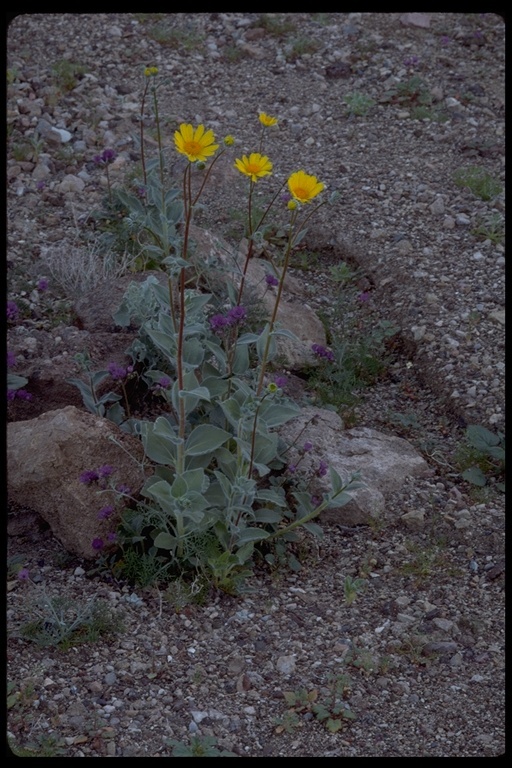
[185,141,202,155]
[247,163,262,174]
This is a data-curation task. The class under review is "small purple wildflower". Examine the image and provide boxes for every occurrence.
[358,291,370,303]
[158,376,171,388]
[116,483,131,495]
[8,389,33,401]
[92,538,104,551]
[94,148,117,165]
[403,56,419,67]
[303,441,313,452]
[98,464,115,478]
[265,273,279,287]
[7,301,18,321]
[274,375,288,389]
[312,343,335,363]
[209,313,230,332]
[107,532,117,543]
[280,191,292,204]
[227,305,247,324]
[107,361,128,380]
[98,505,115,520]
[288,464,297,474]
[136,186,147,198]
[37,278,49,292]
[18,568,30,581]
[316,460,329,478]
[440,35,451,45]
[80,469,99,485]
[36,180,46,191]
[7,351,16,368]
[311,495,321,507]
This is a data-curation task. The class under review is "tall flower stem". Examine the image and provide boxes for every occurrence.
[236,180,287,307]
[151,84,166,212]
[140,79,150,188]
[256,208,298,396]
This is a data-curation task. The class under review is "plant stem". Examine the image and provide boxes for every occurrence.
[256,208,298,396]
[140,79,150,188]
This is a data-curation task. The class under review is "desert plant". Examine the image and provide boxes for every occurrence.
[18,589,122,648]
[279,673,356,734]
[67,69,364,593]
[453,166,502,201]
[471,212,504,243]
[344,92,376,117]
[456,424,505,490]
[165,735,236,757]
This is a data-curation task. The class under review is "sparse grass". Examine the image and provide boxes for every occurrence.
[471,212,505,243]
[285,35,321,61]
[453,165,502,201]
[8,732,67,757]
[344,92,376,117]
[256,13,297,38]
[39,237,137,300]
[223,45,248,63]
[50,60,87,91]
[148,22,204,51]
[18,592,123,649]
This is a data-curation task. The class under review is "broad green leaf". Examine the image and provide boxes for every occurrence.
[253,507,283,524]
[185,425,232,456]
[257,400,301,428]
[153,531,176,550]
[256,323,276,362]
[182,468,209,493]
[219,397,242,428]
[302,521,324,538]
[182,337,205,368]
[462,466,487,486]
[143,429,178,465]
[7,373,29,390]
[467,424,501,450]
[272,327,299,342]
[232,343,249,375]
[255,488,287,506]
[171,475,187,499]
[236,528,270,544]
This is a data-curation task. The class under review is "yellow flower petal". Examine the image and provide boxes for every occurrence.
[288,170,325,203]
[259,112,278,127]
[174,123,219,163]
[234,152,273,182]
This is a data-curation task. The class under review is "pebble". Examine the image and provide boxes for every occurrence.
[276,655,296,674]
[57,174,85,193]
[430,197,445,215]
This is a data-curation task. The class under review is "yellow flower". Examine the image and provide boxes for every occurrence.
[144,66,158,77]
[224,135,235,146]
[259,112,278,127]
[288,170,325,204]
[234,153,273,182]
[287,200,297,210]
[174,123,219,163]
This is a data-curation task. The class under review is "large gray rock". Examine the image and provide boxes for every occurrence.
[7,406,147,558]
[279,406,433,525]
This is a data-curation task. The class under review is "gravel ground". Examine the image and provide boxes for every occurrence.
[7,13,505,757]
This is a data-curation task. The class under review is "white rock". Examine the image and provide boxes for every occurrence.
[57,174,85,193]
[276,655,296,674]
